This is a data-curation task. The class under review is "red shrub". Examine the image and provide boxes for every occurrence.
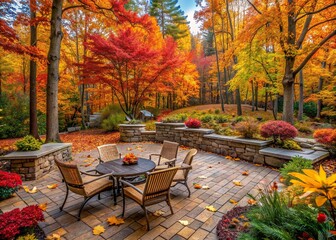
[185,118,202,128]
[0,205,44,239]
[260,120,298,141]
[0,170,22,188]
[313,129,336,147]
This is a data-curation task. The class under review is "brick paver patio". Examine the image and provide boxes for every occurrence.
[0,143,281,239]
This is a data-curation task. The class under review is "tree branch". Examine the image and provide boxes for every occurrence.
[296,15,313,49]
[308,17,336,32]
[246,0,262,15]
[295,2,336,22]
[293,29,336,75]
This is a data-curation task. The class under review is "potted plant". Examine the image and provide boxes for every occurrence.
[185,118,202,129]
[0,170,22,200]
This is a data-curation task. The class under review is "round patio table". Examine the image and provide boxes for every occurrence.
[95,158,156,205]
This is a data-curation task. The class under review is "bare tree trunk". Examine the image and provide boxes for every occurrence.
[298,69,304,121]
[29,0,40,140]
[236,88,242,116]
[251,80,255,112]
[255,83,259,111]
[46,0,64,142]
[316,61,326,118]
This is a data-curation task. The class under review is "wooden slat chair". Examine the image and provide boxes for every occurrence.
[150,140,179,170]
[55,159,115,220]
[120,167,178,230]
[171,149,198,197]
[97,144,121,163]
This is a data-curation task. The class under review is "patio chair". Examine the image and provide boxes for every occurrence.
[120,167,178,230]
[150,140,179,169]
[55,159,115,220]
[97,144,121,163]
[171,148,198,197]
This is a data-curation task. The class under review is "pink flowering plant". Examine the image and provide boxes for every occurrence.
[0,170,22,200]
[185,118,202,128]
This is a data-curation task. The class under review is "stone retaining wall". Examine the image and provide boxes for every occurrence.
[0,143,72,181]
[119,123,329,167]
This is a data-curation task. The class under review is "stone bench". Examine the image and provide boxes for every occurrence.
[259,147,329,167]
[0,143,72,181]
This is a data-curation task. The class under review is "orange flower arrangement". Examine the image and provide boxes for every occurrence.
[122,153,138,165]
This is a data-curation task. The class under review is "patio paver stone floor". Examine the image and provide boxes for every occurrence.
[0,142,281,240]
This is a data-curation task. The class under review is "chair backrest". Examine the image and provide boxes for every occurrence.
[161,140,179,160]
[183,149,198,166]
[143,167,178,199]
[55,159,83,186]
[97,144,120,162]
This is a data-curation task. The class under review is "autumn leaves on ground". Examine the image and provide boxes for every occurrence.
[0,129,120,154]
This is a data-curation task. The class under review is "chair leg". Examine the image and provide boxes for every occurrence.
[122,189,126,217]
[98,193,101,200]
[60,186,69,211]
[142,206,150,231]
[113,188,117,205]
[184,181,191,198]
[77,195,95,221]
[167,196,174,215]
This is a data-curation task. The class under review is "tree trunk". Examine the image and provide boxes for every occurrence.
[46,0,64,142]
[264,91,268,111]
[282,57,295,124]
[316,61,326,118]
[236,88,242,116]
[29,0,40,140]
[255,83,258,111]
[251,80,255,111]
[298,69,304,121]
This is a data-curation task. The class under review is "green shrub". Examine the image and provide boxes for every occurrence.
[126,119,142,124]
[101,104,123,121]
[162,113,187,123]
[15,135,42,151]
[200,114,213,123]
[295,122,313,134]
[235,119,260,139]
[145,121,156,131]
[280,156,313,185]
[214,109,220,114]
[238,186,333,240]
[214,115,229,123]
[276,139,302,150]
[101,113,125,131]
[294,101,317,118]
[232,116,244,124]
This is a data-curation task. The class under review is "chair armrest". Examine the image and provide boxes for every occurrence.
[179,164,192,170]
[120,179,144,194]
[82,173,114,185]
[149,153,161,160]
[164,158,177,166]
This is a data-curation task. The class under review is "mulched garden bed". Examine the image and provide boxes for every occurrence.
[314,157,336,176]
[217,206,252,240]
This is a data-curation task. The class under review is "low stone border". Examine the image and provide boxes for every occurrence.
[0,143,72,181]
[119,123,330,168]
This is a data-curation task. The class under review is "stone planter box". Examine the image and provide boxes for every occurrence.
[0,143,72,181]
[174,127,215,149]
[119,124,146,142]
[155,122,186,142]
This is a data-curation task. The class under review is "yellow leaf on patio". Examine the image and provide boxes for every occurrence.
[47,184,58,189]
[92,225,105,235]
[233,157,240,161]
[279,176,285,183]
[107,216,125,226]
[23,186,38,194]
[153,210,165,216]
[242,171,249,176]
[45,233,61,240]
[202,185,210,190]
[178,220,189,226]
[198,176,207,179]
[127,147,132,151]
[254,164,262,167]
[247,199,257,205]
[230,199,238,205]
[205,205,217,212]
[233,180,242,186]
[39,203,48,211]
[225,156,233,160]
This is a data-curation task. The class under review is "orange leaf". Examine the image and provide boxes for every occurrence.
[107,216,125,226]
[194,183,202,189]
[47,184,58,189]
[39,203,48,211]
[242,171,249,176]
[45,233,61,240]
[92,225,105,235]
[247,199,257,205]
[234,157,240,161]
[230,199,238,205]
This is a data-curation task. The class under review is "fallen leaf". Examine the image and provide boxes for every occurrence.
[202,185,210,190]
[107,216,124,226]
[205,205,217,212]
[194,183,202,189]
[225,156,233,160]
[230,199,238,205]
[23,186,38,194]
[198,176,207,179]
[233,180,242,186]
[208,166,212,168]
[279,176,285,183]
[39,203,48,211]
[178,220,189,226]
[242,170,249,176]
[87,155,91,158]
[254,164,262,167]
[247,199,257,205]
[45,233,61,240]
[153,210,165,216]
[234,157,240,161]
[127,147,132,151]
[47,184,58,189]
[92,225,105,235]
